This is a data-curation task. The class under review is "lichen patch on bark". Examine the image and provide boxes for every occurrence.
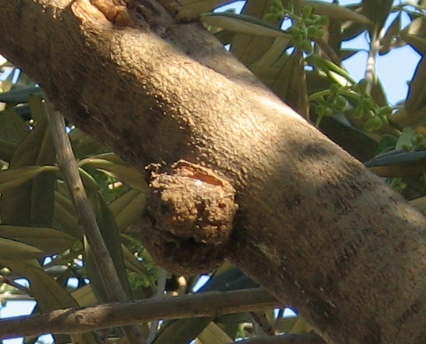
[140,160,238,274]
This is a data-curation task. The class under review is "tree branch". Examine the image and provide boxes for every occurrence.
[46,102,144,342]
[0,288,281,340]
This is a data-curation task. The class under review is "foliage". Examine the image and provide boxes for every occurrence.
[2,0,426,343]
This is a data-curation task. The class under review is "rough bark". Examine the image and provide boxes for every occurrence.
[1,1,426,343]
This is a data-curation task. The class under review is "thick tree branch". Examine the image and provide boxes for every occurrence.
[0,288,281,339]
[1,1,426,343]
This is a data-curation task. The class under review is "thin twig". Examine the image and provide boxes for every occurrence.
[0,288,283,340]
[146,268,167,344]
[45,100,144,343]
[365,35,380,95]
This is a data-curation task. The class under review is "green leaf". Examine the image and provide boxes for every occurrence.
[2,118,57,227]
[53,190,83,238]
[399,16,426,54]
[319,116,378,162]
[69,128,108,157]
[0,107,29,142]
[0,86,43,104]
[0,260,79,309]
[365,149,426,177]
[28,94,47,122]
[110,189,147,232]
[1,259,101,343]
[230,0,279,66]
[0,238,44,259]
[79,153,147,191]
[0,137,17,162]
[0,166,56,193]
[0,225,75,255]
[306,1,371,25]
[379,12,401,55]
[197,322,233,343]
[72,284,98,306]
[396,127,416,150]
[200,12,291,38]
[181,0,230,15]
[85,192,131,302]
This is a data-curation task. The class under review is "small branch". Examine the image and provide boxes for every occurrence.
[45,101,144,343]
[146,268,168,344]
[0,288,283,339]
[365,36,380,94]
[250,311,274,336]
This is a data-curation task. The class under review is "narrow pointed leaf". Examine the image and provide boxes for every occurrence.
[181,0,231,16]
[379,13,401,55]
[306,1,371,25]
[85,193,131,302]
[0,225,75,255]
[79,153,147,191]
[0,137,17,162]
[365,149,426,177]
[197,322,233,343]
[0,107,29,141]
[2,118,56,227]
[0,166,56,193]
[72,285,98,306]
[0,86,43,104]
[200,12,291,38]
[0,238,44,259]
[110,189,146,231]
[54,190,83,238]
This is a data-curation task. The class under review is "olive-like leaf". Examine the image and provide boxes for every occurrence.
[0,166,56,193]
[230,0,281,66]
[379,13,401,55]
[54,190,83,238]
[365,149,426,177]
[85,192,131,302]
[0,225,75,255]
[200,12,291,38]
[110,189,147,232]
[0,137,17,162]
[0,238,44,259]
[0,86,43,104]
[306,1,371,25]
[0,107,29,142]
[79,153,147,192]
[72,284,98,306]
[2,118,57,227]
[197,322,233,343]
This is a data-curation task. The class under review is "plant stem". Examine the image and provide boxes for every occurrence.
[45,100,145,343]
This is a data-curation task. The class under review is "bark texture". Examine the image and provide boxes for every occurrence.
[1,1,426,343]
[0,288,280,339]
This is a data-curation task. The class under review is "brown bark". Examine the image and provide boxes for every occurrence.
[0,288,280,339]
[1,1,426,343]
